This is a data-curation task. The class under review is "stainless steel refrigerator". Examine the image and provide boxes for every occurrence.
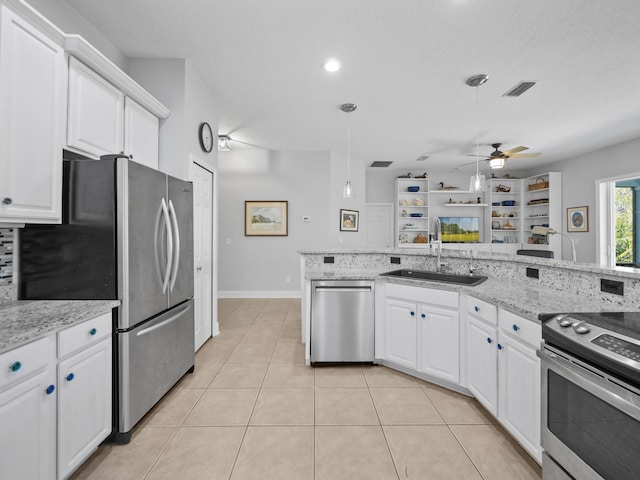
[19,156,194,443]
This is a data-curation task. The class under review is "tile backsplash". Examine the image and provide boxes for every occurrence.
[0,228,14,285]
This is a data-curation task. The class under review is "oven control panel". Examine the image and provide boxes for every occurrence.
[592,334,640,363]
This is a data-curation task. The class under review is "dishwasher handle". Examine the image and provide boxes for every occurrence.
[314,286,373,293]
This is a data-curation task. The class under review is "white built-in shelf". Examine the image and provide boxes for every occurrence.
[492,216,520,220]
[525,215,549,219]
[443,203,489,207]
[524,188,550,194]
[526,203,550,207]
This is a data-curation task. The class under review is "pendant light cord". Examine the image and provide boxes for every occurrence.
[347,111,351,179]
[475,85,480,177]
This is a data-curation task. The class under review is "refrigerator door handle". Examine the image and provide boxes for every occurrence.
[168,199,180,291]
[135,301,192,337]
[161,197,173,294]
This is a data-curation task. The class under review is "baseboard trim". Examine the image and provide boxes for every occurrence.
[218,290,301,299]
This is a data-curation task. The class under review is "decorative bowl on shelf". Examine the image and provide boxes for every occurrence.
[491,202,500,206]
[407,186,420,192]
[501,200,516,206]
[409,213,423,217]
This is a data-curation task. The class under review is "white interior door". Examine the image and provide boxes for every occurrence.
[365,203,394,247]
[191,160,214,351]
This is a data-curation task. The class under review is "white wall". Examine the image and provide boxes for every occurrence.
[329,152,367,247]
[218,150,332,296]
[25,0,128,70]
[127,59,219,179]
[529,136,640,264]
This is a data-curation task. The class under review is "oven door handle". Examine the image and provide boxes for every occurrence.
[540,346,640,419]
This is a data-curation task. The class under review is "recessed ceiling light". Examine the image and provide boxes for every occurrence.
[323,59,340,72]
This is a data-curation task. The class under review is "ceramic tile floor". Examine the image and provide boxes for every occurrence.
[72,298,542,480]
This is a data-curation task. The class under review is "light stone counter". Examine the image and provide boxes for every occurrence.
[301,248,640,322]
[0,299,120,354]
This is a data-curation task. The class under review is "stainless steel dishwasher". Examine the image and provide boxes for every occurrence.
[311,280,375,363]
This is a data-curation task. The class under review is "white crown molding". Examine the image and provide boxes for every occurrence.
[2,0,66,44]
[64,35,170,119]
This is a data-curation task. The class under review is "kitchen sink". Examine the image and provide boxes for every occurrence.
[380,269,488,286]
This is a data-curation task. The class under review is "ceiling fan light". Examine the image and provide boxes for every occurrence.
[489,157,505,169]
[218,135,231,151]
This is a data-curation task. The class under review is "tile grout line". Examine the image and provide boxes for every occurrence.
[365,375,402,480]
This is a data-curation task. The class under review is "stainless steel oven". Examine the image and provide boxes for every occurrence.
[540,312,640,480]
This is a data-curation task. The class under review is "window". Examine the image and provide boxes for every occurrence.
[615,180,639,267]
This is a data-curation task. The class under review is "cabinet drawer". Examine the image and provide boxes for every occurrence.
[499,308,541,348]
[0,337,50,391]
[58,312,112,359]
[467,296,497,325]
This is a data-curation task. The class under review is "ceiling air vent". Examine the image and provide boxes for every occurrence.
[416,156,429,162]
[370,161,393,168]
[503,81,536,97]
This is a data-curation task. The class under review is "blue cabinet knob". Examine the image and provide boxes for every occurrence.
[9,361,22,372]
[45,384,55,395]
[89,328,97,336]
[486,337,492,344]
[474,306,479,312]
[66,373,75,382]
[512,324,519,332]
[421,313,426,319]
[410,311,415,316]
[497,343,503,350]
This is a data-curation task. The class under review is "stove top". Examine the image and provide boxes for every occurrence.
[542,311,640,386]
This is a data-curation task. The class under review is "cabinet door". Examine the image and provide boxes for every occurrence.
[0,5,64,223]
[67,57,124,158]
[498,333,541,462]
[385,299,417,369]
[418,305,459,384]
[466,316,498,415]
[0,369,56,480]
[124,97,159,170]
[57,338,112,479]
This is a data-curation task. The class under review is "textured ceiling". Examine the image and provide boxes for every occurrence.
[65,0,640,172]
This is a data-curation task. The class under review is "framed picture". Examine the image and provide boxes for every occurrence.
[340,209,359,232]
[245,201,288,236]
[492,220,501,230]
[567,206,588,232]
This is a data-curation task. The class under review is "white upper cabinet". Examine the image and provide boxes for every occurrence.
[124,97,159,169]
[67,56,124,158]
[0,2,65,224]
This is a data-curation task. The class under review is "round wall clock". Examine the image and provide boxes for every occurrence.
[198,122,213,153]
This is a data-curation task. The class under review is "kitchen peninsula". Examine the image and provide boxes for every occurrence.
[300,247,640,462]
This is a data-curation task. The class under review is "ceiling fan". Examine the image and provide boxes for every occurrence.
[460,143,541,169]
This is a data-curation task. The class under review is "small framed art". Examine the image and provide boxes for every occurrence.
[340,209,359,232]
[245,201,288,236]
[567,206,588,232]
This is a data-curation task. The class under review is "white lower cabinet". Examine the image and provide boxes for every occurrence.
[466,315,498,415]
[0,312,112,479]
[0,365,56,479]
[383,284,459,384]
[385,298,417,369]
[57,336,112,479]
[465,296,542,462]
[417,303,459,384]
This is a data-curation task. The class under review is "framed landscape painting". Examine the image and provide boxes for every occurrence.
[245,201,288,236]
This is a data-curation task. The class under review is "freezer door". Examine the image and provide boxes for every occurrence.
[118,160,169,329]
[117,299,194,433]
[167,175,194,307]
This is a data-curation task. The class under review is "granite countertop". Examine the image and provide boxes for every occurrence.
[0,300,120,354]
[305,268,637,321]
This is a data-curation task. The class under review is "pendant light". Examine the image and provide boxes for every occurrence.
[466,75,489,192]
[340,103,357,198]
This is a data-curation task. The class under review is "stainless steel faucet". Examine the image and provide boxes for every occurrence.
[431,217,447,272]
[467,247,479,274]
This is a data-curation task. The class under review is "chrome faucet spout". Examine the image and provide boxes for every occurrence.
[431,217,447,272]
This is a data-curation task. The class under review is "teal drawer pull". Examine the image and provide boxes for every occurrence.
[10,361,22,372]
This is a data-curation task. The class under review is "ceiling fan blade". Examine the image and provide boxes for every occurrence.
[465,154,491,159]
[501,146,528,156]
[509,152,541,158]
